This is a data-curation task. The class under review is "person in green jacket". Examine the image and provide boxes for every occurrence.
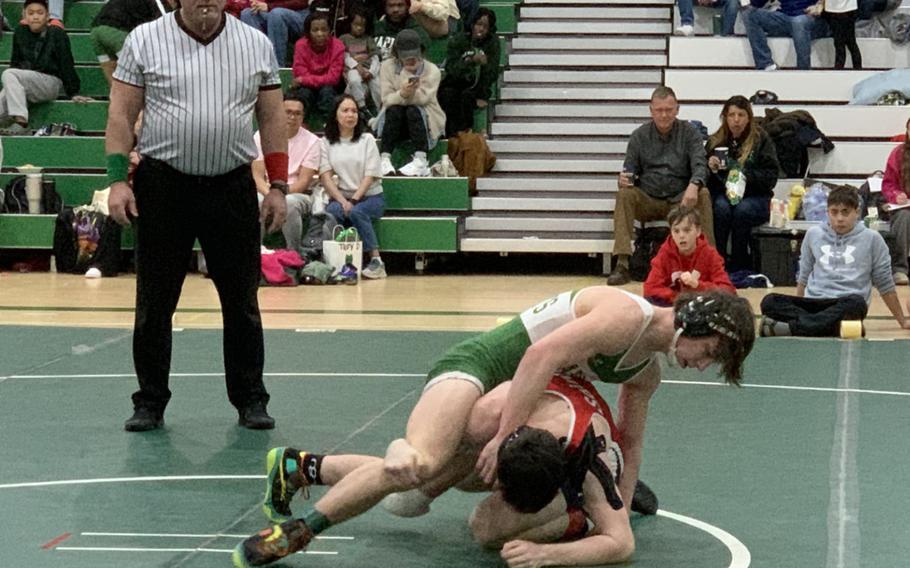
[436,7,499,137]
[0,0,90,135]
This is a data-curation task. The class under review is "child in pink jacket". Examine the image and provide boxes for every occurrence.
[291,12,345,119]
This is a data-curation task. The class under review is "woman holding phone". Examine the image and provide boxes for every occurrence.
[375,29,445,178]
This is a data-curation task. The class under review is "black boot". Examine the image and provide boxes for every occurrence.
[238,401,275,430]
[124,407,164,432]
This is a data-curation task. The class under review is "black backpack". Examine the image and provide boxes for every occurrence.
[300,212,339,262]
[52,207,123,276]
[2,175,64,214]
[629,226,670,282]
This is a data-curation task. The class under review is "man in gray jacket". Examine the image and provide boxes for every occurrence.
[760,186,910,336]
[608,86,713,286]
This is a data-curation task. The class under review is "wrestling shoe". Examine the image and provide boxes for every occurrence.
[232,518,314,567]
[630,479,658,516]
[263,447,311,522]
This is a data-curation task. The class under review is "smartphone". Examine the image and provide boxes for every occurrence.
[408,76,419,84]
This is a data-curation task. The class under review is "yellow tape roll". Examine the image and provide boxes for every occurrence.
[839,320,863,339]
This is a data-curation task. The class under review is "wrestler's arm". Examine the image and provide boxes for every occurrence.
[614,360,660,507]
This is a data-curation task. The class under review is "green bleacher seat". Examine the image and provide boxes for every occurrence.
[3,136,105,169]
[28,101,109,131]
[2,1,105,31]
[0,33,97,65]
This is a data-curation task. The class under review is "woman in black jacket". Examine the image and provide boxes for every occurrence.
[706,95,780,271]
[436,7,499,137]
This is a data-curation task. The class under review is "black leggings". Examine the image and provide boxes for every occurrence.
[825,10,862,69]
[380,105,429,154]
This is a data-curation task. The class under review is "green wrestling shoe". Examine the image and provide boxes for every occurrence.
[233,518,314,567]
[262,447,310,522]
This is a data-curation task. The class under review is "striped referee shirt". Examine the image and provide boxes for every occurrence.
[114,12,282,176]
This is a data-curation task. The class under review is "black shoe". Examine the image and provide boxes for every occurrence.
[631,479,658,516]
[124,407,164,432]
[239,402,275,430]
[606,265,631,286]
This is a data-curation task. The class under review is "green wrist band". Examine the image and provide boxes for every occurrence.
[107,153,130,185]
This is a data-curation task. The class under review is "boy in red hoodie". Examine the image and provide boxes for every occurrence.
[643,207,736,306]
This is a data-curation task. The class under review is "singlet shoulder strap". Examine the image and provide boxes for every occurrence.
[614,290,656,372]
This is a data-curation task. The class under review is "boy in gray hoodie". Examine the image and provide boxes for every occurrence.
[760,186,910,336]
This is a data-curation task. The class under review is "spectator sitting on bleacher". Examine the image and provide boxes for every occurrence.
[408,0,459,38]
[319,94,387,279]
[607,86,712,286]
[240,0,310,66]
[252,94,321,253]
[376,28,444,177]
[742,0,829,70]
[760,186,910,336]
[341,8,382,115]
[643,207,735,306]
[90,0,173,85]
[0,0,90,136]
[437,7,498,137]
[374,0,430,62]
[290,12,345,120]
[706,95,779,271]
[881,116,910,285]
[675,0,740,36]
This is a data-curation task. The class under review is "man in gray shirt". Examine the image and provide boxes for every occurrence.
[607,86,713,286]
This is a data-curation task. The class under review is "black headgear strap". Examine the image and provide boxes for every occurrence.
[674,295,739,340]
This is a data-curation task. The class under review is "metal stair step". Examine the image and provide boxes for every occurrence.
[519,6,671,18]
[460,237,614,254]
[517,21,672,34]
[511,36,666,51]
[496,102,653,118]
[508,53,668,67]
[503,69,661,84]
[499,86,654,101]
[493,159,622,173]
[477,176,618,192]
[490,123,640,137]
[488,138,626,155]
[466,216,613,232]
[471,197,614,211]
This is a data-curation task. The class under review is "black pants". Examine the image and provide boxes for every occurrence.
[380,105,428,154]
[825,11,862,69]
[130,158,269,413]
[760,293,867,337]
[437,77,477,138]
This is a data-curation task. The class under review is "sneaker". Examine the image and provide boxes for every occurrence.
[232,518,314,567]
[606,265,630,286]
[630,480,658,516]
[362,257,387,279]
[763,63,778,71]
[759,315,778,337]
[0,123,32,136]
[263,447,311,522]
[399,154,430,177]
[238,402,275,430]
[894,272,909,285]
[124,407,164,432]
[332,261,359,285]
[380,153,396,176]
[675,24,694,36]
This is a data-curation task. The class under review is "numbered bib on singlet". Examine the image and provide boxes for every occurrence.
[519,291,577,343]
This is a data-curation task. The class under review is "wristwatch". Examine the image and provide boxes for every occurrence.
[269,181,289,195]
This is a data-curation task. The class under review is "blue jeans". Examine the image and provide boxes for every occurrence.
[240,7,308,67]
[743,8,829,69]
[677,0,739,35]
[713,194,770,270]
[326,194,385,253]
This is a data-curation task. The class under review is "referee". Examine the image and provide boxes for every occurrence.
[105,0,289,432]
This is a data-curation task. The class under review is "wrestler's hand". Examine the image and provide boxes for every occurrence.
[384,438,422,487]
[476,434,504,485]
[501,540,548,568]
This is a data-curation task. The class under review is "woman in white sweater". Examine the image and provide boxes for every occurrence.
[375,28,445,177]
[320,94,387,279]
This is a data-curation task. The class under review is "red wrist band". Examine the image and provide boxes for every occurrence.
[264,152,289,183]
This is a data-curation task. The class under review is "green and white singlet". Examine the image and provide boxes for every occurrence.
[425,288,656,393]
